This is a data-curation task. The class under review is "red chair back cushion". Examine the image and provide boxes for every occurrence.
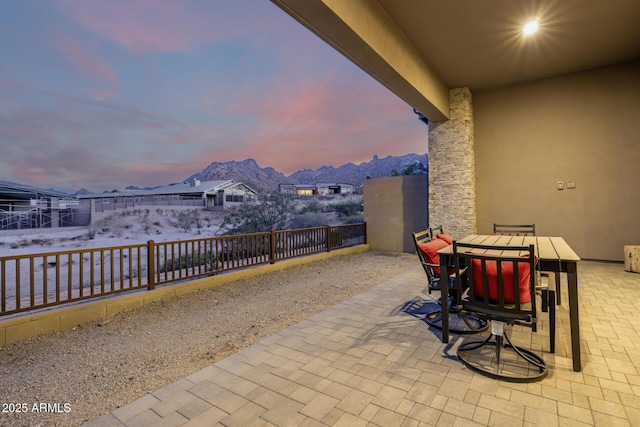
[417,238,449,275]
[436,232,454,245]
[471,256,533,304]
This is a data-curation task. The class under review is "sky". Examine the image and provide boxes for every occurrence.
[0,0,428,192]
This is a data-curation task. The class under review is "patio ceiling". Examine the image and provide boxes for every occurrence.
[271,0,640,121]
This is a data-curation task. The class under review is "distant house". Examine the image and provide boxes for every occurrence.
[0,180,90,231]
[279,183,354,197]
[79,179,258,212]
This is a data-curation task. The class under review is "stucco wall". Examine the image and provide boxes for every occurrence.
[363,175,428,253]
[473,60,640,261]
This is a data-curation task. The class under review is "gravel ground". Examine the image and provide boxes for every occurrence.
[0,250,418,426]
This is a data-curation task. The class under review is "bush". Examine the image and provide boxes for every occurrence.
[289,212,326,229]
[331,200,362,218]
[160,252,217,273]
[174,210,201,232]
[342,214,364,224]
[299,199,323,214]
[329,229,344,247]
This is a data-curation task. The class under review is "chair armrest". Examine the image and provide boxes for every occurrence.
[421,261,440,269]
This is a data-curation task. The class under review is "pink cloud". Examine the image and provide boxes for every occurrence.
[54,37,121,87]
[90,89,120,101]
[220,75,427,173]
[55,0,272,53]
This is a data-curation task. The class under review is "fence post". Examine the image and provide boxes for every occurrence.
[270,230,276,264]
[362,222,367,244]
[147,240,155,290]
[326,225,331,252]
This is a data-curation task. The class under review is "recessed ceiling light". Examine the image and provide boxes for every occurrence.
[523,20,538,36]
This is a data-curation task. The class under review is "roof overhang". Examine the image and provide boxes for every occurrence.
[271,0,640,123]
[271,0,450,121]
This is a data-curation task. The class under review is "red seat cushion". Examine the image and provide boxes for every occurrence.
[417,238,449,275]
[470,256,534,304]
[436,232,454,245]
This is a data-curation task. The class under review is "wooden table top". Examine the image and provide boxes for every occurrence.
[438,234,581,262]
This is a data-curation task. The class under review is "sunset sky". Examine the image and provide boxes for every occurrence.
[0,0,428,192]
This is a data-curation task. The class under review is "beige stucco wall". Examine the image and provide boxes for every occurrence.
[473,60,640,261]
[363,175,428,253]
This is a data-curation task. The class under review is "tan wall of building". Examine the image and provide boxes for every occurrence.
[473,60,640,261]
[363,175,428,253]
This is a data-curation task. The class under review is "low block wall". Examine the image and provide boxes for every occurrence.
[363,175,428,253]
[0,245,370,346]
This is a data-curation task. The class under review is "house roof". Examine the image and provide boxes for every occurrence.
[78,180,234,198]
[78,180,259,198]
[271,0,640,121]
[219,181,258,195]
[0,180,72,200]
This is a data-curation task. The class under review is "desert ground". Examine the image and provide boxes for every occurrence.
[0,200,418,427]
[0,196,361,257]
[0,197,361,308]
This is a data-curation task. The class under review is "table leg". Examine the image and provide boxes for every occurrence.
[567,262,581,371]
[440,255,449,343]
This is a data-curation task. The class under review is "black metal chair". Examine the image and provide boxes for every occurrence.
[412,231,487,334]
[428,224,453,244]
[427,225,443,238]
[452,241,555,382]
[493,223,561,306]
[493,223,536,236]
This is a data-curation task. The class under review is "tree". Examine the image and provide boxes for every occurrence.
[388,161,428,177]
[220,190,294,234]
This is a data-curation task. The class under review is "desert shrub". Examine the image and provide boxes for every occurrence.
[342,214,364,225]
[329,229,344,247]
[289,212,326,229]
[175,211,200,232]
[160,252,217,273]
[192,210,202,229]
[330,200,362,218]
[299,199,323,214]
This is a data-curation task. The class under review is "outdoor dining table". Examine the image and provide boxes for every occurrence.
[438,234,582,372]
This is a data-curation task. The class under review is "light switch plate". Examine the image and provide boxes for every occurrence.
[567,181,576,189]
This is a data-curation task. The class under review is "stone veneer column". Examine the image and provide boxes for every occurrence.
[427,87,476,239]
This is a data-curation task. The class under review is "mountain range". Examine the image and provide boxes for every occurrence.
[186,153,428,191]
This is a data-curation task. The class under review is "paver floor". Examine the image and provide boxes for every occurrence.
[85,261,640,426]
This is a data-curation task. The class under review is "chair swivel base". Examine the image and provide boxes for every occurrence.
[457,332,548,383]
[425,309,489,335]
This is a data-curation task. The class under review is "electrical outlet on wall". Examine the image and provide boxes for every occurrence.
[557,181,564,190]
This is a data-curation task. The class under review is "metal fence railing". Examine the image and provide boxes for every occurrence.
[0,223,366,317]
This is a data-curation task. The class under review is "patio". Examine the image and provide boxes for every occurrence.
[86,259,640,426]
